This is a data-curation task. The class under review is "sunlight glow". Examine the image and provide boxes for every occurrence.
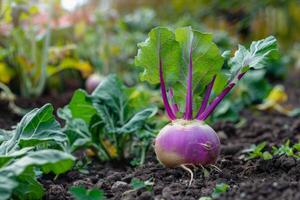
[61,0,88,11]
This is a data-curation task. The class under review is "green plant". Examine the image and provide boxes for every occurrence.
[243,142,273,160]
[0,104,75,200]
[134,26,277,169]
[244,140,300,161]
[58,74,157,162]
[272,140,295,157]
[130,178,154,191]
[70,186,105,200]
[4,0,53,98]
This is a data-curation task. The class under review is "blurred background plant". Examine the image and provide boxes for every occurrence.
[0,0,299,120]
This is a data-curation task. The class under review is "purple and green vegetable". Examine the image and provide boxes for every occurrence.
[135,27,277,176]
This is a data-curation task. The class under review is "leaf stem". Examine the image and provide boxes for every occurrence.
[196,75,216,119]
[199,72,246,120]
[159,58,176,120]
[184,50,193,120]
[168,88,179,114]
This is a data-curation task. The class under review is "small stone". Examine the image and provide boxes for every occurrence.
[72,178,93,188]
[111,181,131,193]
[138,191,153,200]
[107,172,122,182]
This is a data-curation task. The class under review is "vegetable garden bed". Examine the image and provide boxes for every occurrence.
[1,71,299,200]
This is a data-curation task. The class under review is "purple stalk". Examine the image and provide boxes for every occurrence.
[169,88,179,114]
[195,75,216,119]
[198,72,246,120]
[159,58,176,120]
[184,50,193,120]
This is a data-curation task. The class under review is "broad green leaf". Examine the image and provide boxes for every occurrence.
[0,147,33,168]
[0,175,18,200]
[135,27,181,84]
[69,90,97,124]
[117,107,157,134]
[0,150,74,200]
[13,168,44,200]
[91,75,127,133]
[60,74,157,161]
[91,75,156,134]
[58,107,92,152]
[135,27,223,115]
[175,27,223,90]
[70,186,105,200]
[229,36,277,82]
[175,27,223,112]
[0,104,66,154]
[17,104,65,147]
[0,129,12,144]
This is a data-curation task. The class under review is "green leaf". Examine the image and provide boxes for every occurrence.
[244,142,267,160]
[117,107,157,134]
[13,168,44,200]
[293,143,300,151]
[174,27,223,111]
[60,75,157,160]
[70,186,105,200]
[135,27,223,115]
[0,147,33,168]
[0,129,11,144]
[69,90,97,124]
[135,27,181,84]
[58,107,92,152]
[0,150,75,200]
[212,183,229,198]
[130,178,147,190]
[91,75,156,134]
[91,75,127,133]
[0,104,66,156]
[262,151,273,160]
[229,36,277,82]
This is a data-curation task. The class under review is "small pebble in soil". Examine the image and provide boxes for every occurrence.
[111,181,131,193]
[138,191,154,200]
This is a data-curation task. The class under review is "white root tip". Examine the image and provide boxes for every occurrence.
[180,164,194,186]
[210,164,222,172]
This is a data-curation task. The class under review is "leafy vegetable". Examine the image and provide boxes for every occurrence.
[59,75,157,161]
[0,104,75,200]
[135,26,277,172]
